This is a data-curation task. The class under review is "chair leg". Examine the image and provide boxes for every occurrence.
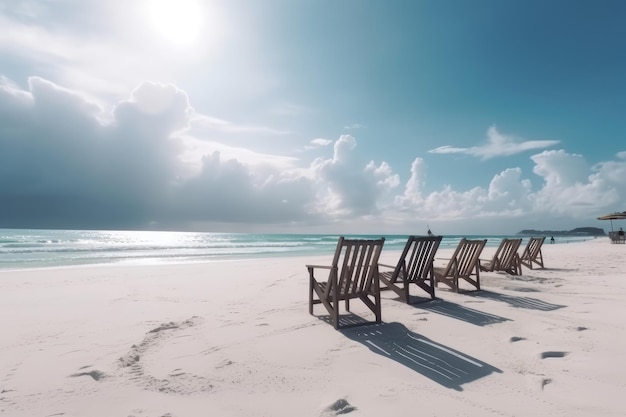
[426,282,433,298]
[426,277,434,299]
[332,281,339,329]
[375,276,382,322]
[309,276,314,315]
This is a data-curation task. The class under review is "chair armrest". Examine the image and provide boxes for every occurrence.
[306,264,333,270]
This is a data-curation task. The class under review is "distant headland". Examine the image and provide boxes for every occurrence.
[516,227,605,237]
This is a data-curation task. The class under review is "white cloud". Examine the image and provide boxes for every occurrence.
[486,168,532,211]
[0,76,314,229]
[530,150,623,216]
[166,151,314,225]
[1,76,625,234]
[532,150,588,187]
[307,138,333,148]
[0,3,234,101]
[177,134,300,176]
[117,81,192,134]
[0,12,135,99]
[190,113,291,135]
[365,161,400,189]
[383,148,626,232]
[394,157,426,208]
[309,135,400,217]
[428,125,560,160]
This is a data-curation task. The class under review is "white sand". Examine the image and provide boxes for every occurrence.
[1,238,625,417]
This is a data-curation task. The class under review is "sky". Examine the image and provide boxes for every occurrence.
[1,0,625,235]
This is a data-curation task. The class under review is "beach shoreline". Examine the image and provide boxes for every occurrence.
[1,238,625,416]
[0,228,597,271]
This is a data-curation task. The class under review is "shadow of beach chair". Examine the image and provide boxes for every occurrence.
[519,237,546,270]
[379,235,442,303]
[308,236,385,329]
[434,238,487,293]
[418,299,510,326]
[467,290,566,311]
[341,322,501,391]
[479,238,522,275]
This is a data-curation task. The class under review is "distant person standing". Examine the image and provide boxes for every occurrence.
[550,236,555,244]
[427,226,433,237]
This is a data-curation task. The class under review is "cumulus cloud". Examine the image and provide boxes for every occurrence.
[2,76,625,233]
[388,150,625,233]
[394,157,427,209]
[393,159,530,221]
[428,125,560,160]
[164,151,314,225]
[0,76,314,229]
[0,77,403,231]
[310,135,400,217]
[530,150,623,216]
[304,138,333,150]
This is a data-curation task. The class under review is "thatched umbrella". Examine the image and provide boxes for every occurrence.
[597,211,626,232]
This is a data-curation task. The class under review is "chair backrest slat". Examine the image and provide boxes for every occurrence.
[309,236,385,329]
[378,235,441,301]
[520,236,545,269]
[529,238,543,257]
[334,238,384,296]
[445,238,487,276]
[399,236,442,283]
[499,239,521,267]
[521,237,544,259]
[488,238,522,271]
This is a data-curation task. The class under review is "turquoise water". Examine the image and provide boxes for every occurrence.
[0,228,589,270]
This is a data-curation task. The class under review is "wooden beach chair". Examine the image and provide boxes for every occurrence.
[479,238,522,275]
[379,235,442,303]
[519,237,546,269]
[308,236,385,329]
[433,238,487,292]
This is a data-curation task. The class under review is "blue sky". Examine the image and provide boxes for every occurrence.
[1,0,625,234]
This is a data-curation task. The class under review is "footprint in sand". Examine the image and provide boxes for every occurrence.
[541,378,552,390]
[509,336,526,342]
[69,369,106,381]
[540,351,568,359]
[117,316,214,395]
[320,398,357,416]
[524,373,553,392]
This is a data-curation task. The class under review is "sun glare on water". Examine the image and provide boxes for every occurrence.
[149,0,203,45]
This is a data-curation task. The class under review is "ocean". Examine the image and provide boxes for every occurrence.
[0,228,589,271]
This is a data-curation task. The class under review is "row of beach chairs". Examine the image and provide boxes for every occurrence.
[308,235,546,329]
[608,231,625,244]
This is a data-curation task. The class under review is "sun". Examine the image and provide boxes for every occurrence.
[149,0,203,45]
